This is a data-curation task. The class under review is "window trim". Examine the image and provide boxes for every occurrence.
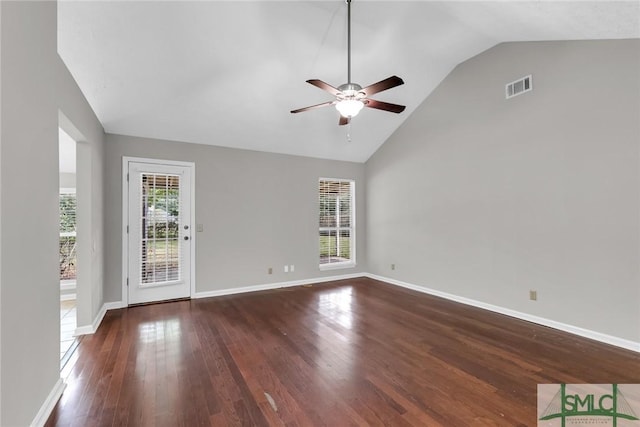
[318,177,356,270]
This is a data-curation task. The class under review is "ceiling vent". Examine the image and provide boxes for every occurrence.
[506,75,532,99]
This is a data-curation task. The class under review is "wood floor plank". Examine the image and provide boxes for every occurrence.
[46,278,640,426]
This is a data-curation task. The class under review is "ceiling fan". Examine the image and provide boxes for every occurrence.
[291,0,406,126]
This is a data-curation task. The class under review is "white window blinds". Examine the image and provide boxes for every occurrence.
[140,173,182,284]
[59,190,77,280]
[319,179,355,267]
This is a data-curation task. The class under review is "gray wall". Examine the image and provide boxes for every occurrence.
[366,40,640,343]
[0,2,3,422]
[105,134,366,302]
[0,8,635,424]
[59,80,106,329]
[0,1,105,425]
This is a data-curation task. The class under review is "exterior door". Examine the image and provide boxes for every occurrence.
[126,160,193,304]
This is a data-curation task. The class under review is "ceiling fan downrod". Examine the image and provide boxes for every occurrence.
[347,0,352,85]
[339,0,361,99]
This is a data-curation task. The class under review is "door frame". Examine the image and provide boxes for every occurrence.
[121,156,196,305]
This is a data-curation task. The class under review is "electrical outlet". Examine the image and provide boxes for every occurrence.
[284,265,289,273]
[391,263,395,270]
[529,290,537,301]
[268,267,272,275]
[290,265,295,272]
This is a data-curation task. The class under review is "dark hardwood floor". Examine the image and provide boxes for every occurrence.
[46,277,640,426]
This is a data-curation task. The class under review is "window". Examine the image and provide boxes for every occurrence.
[140,173,181,284]
[59,189,77,281]
[319,178,355,269]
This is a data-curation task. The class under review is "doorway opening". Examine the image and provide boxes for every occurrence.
[59,127,77,363]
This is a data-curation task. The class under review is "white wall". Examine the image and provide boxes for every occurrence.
[0,1,105,425]
[366,40,640,344]
[104,134,366,302]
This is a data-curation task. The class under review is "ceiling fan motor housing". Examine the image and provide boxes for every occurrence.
[337,83,365,100]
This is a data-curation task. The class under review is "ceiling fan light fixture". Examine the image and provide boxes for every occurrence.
[336,99,364,118]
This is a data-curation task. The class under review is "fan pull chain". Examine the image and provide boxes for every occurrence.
[347,122,352,143]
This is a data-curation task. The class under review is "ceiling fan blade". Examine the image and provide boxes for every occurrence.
[339,115,350,126]
[291,101,336,114]
[307,79,342,96]
[365,99,406,114]
[361,76,404,96]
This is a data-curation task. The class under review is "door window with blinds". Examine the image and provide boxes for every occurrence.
[319,178,355,269]
[140,173,181,284]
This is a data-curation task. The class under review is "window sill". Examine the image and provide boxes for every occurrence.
[319,262,356,271]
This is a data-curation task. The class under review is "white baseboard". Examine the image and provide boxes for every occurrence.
[30,378,65,427]
[366,273,640,353]
[79,273,640,353]
[72,273,362,335]
[104,301,127,310]
[44,271,636,427]
[193,273,364,299]
[74,301,126,336]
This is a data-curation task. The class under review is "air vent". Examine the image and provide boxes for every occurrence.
[506,75,532,99]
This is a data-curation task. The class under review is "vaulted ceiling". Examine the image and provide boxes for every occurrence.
[58,1,640,162]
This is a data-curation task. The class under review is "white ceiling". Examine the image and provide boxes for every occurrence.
[57,1,640,163]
